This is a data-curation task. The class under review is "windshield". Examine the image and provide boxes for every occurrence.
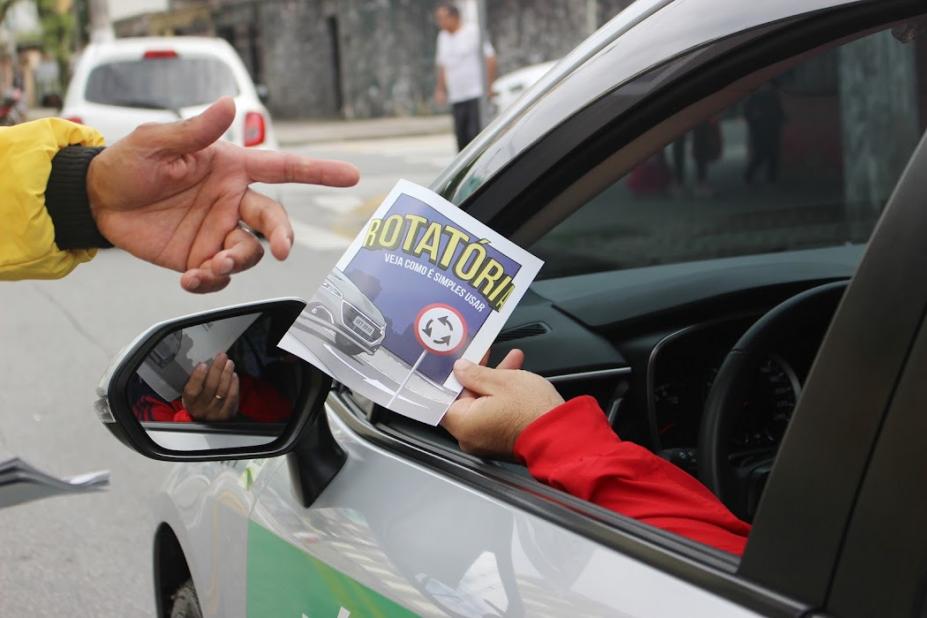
[84,56,239,109]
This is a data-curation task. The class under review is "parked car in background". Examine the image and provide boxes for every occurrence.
[60,37,277,150]
[490,60,556,115]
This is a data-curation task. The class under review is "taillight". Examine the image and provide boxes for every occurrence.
[143,49,178,60]
[244,112,266,147]
[64,116,83,124]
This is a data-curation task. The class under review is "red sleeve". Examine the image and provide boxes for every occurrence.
[237,374,292,423]
[514,396,751,555]
[134,395,191,423]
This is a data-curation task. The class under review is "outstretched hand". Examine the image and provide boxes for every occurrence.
[441,349,565,458]
[86,97,360,293]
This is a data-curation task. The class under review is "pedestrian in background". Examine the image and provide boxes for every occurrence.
[433,2,497,151]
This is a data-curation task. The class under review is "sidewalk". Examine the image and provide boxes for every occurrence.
[274,114,453,146]
[27,108,453,146]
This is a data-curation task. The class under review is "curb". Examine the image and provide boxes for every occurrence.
[275,114,453,146]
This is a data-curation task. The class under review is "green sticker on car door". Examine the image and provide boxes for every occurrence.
[247,521,419,617]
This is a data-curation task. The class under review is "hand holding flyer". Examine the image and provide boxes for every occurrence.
[279,180,543,425]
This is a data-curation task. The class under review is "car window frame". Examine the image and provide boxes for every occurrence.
[331,1,927,614]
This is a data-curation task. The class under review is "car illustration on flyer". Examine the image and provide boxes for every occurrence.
[279,179,544,425]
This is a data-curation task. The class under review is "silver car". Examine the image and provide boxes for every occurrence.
[99,1,927,615]
[293,268,387,356]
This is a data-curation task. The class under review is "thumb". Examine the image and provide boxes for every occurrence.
[440,395,475,434]
[150,96,236,155]
[453,359,505,396]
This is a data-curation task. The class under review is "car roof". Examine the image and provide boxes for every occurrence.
[432,0,863,204]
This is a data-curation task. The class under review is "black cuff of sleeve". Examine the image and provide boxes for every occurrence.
[45,145,112,250]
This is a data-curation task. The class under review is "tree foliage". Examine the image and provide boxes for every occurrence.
[0,0,20,26]
[34,0,75,87]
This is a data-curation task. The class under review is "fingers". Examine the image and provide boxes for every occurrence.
[239,189,293,260]
[215,358,235,400]
[218,374,239,420]
[181,268,230,294]
[183,354,238,421]
[440,396,475,434]
[182,362,208,404]
[220,226,265,271]
[495,349,525,371]
[460,349,523,400]
[202,353,228,401]
[243,149,360,187]
[144,97,236,156]
[453,358,509,396]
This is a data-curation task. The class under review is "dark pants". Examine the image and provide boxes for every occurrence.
[452,98,481,151]
[745,124,782,183]
[672,122,713,184]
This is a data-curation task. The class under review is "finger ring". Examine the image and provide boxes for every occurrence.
[215,395,224,400]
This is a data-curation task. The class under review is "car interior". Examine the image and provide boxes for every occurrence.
[343,13,927,541]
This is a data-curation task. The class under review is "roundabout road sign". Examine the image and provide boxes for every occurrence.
[414,303,468,356]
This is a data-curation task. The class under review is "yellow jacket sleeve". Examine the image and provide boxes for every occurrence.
[0,118,105,280]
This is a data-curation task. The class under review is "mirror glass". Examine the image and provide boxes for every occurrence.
[128,310,305,451]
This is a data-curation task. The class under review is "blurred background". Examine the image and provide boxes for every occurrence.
[0,0,635,121]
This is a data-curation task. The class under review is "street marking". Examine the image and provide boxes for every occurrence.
[290,220,352,251]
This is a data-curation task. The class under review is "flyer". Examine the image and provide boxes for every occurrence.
[279,179,544,425]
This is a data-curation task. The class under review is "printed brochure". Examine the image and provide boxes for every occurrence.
[279,179,543,425]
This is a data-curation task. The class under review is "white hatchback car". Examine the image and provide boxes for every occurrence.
[61,37,278,150]
[490,60,556,115]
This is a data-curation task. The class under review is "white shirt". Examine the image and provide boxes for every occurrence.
[436,23,495,104]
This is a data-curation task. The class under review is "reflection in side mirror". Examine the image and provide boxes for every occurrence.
[97,299,332,461]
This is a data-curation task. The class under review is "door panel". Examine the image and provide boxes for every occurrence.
[245,404,761,617]
[157,460,271,618]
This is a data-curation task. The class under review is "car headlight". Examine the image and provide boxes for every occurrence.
[321,277,343,298]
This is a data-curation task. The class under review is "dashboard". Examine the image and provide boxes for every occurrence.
[374,249,852,489]
[647,317,810,454]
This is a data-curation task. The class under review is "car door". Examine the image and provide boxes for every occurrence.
[243,1,927,616]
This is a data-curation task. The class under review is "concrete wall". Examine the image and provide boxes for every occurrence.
[257,0,340,118]
[486,0,592,75]
[486,0,635,75]
[212,0,638,119]
[335,0,438,119]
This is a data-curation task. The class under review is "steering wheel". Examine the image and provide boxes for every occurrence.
[698,281,848,521]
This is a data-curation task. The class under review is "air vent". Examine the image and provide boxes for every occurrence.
[496,322,550,343]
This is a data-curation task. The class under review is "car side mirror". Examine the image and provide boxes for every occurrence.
[95,299,332,462]
[255,83,270,104]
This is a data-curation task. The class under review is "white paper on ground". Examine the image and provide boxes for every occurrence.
[0,456,109,509]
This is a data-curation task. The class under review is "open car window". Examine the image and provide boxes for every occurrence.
[337,12,927,611]
[532,20,927,280]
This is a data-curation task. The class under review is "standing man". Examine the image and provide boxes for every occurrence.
[434,2,497,151]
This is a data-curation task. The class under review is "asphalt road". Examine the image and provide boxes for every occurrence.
[0,132,455,617]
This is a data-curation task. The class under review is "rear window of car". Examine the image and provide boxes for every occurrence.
[84,56,239,109]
